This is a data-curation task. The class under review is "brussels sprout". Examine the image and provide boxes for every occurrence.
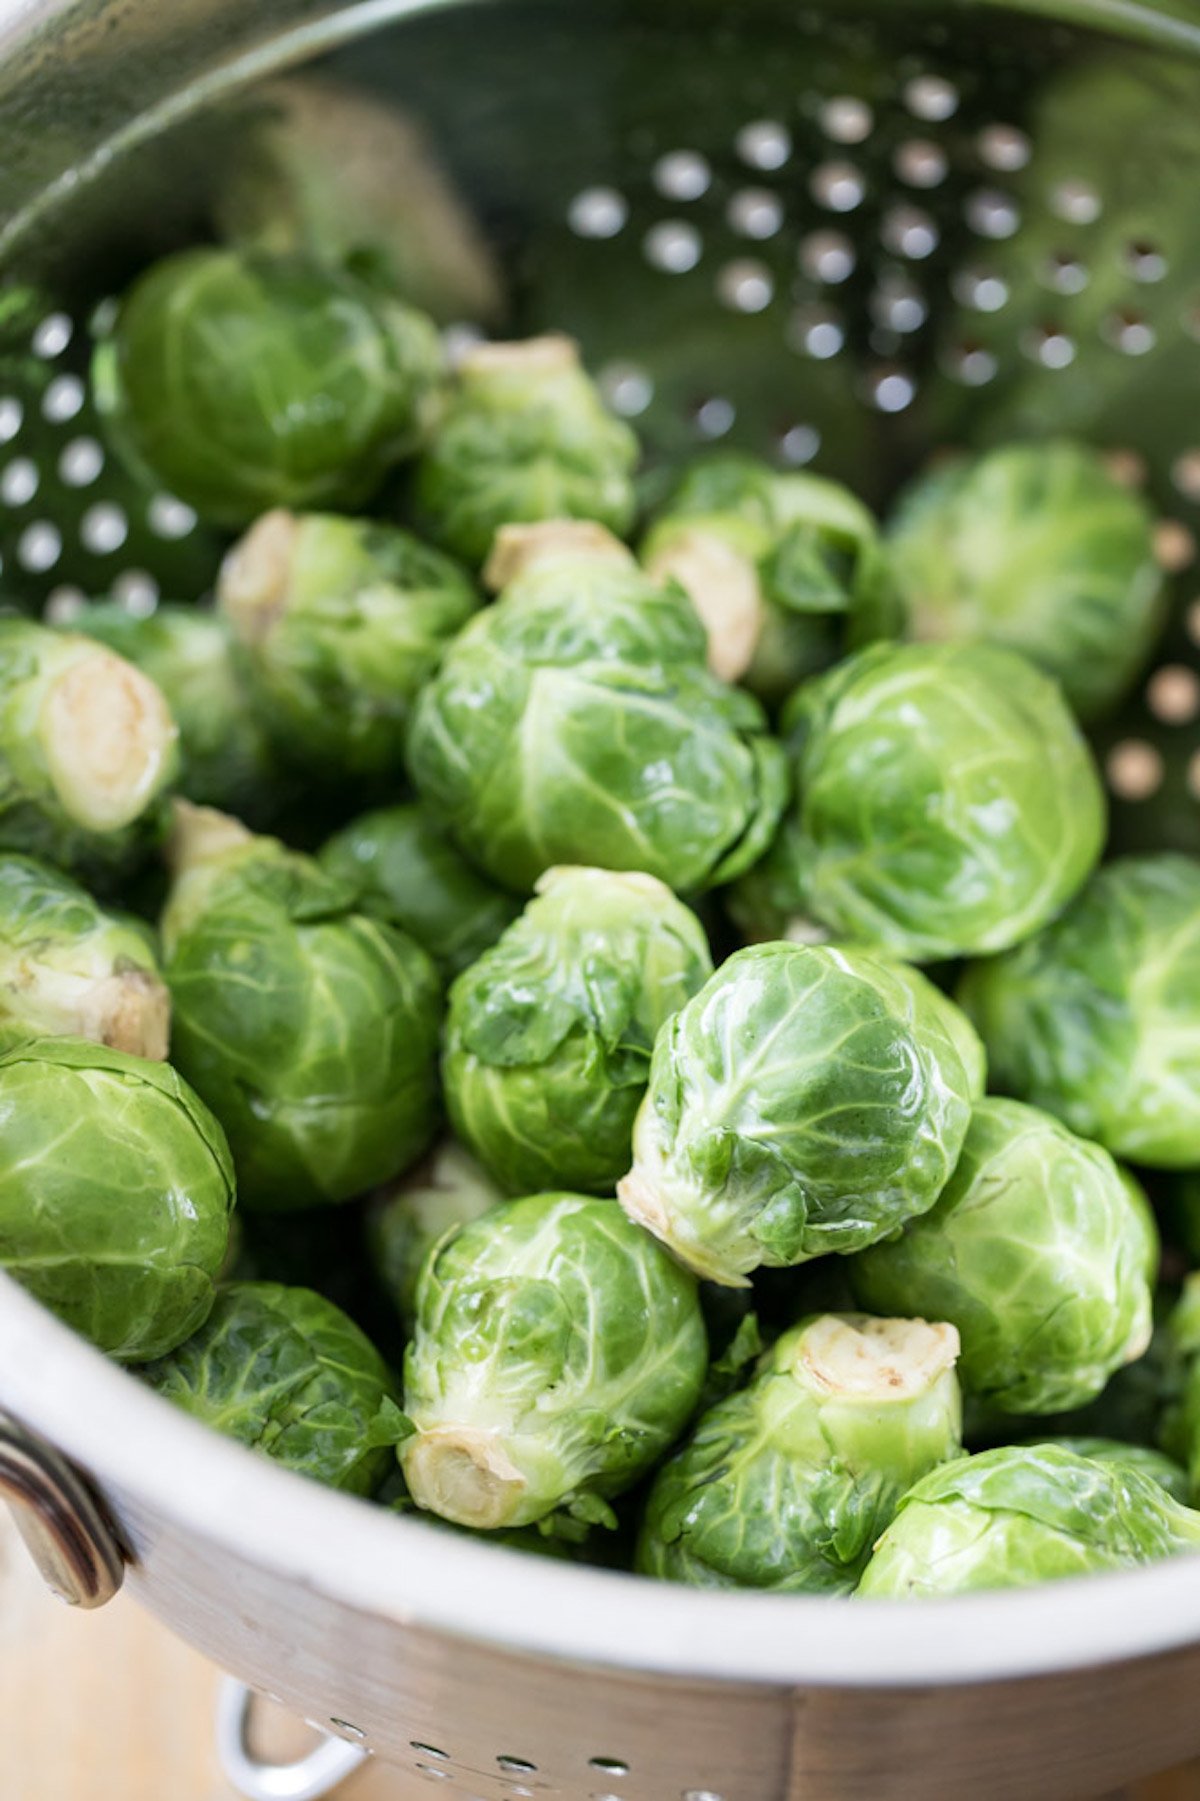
[642,453,890,703]
[319,804,520,978]
[141,1280,405,1495]
[72,602,281,826]
[739,641,1105,962]
[219,511,478,780]
[367,1139,503,1331]
[444,866,713,1196]
[162,802,442,1210]
[1035,1437,1190,1503]
[0,617,178,881]
[885,442,1164,719]
[407,523,786,894]
[412,335,638,564]
[851,1099,1155,1414]
[0,1037,234,1359]
[637,1313,962,1591]
[617,942,981,1285]
[958,855,1200,1168]
[401,1191,707,1529]
[856,1444,1200,1598]
[0,852,168,1059]
[93,248,444,527]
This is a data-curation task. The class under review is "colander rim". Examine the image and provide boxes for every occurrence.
[4,1267,1200,1689]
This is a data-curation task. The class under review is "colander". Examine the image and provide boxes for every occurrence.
[1,2,1200,1798]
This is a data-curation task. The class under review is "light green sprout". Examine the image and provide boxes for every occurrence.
[885,441,1164,719]
[642,452,890,703]
[959,855,1200,1168]
[0,852,168,1059]
[219,510,478,779]
[618,941,982,1285]
[407,523,786,894]
[412,335,639,564]
[401,1192,707,1529]
[637,1313,962,1591]
[93,247,444,526]
[851,1098,1156,1414]
[443,866,713,1196]
[162,802,442,1210]
[320,803,521,979]
[0,617,178,882]
[737,640,1106,961]
[857,1444,1200,1598]
[0,1036,234,1360]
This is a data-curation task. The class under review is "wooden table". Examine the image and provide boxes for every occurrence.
[3,1507,1199,1801]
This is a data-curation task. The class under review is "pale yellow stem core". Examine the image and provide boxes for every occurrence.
[616,1167,751,1289]
[43,650,177,833]
[402,1427,527,1529]
[218,508,299,645]
[81,968,171,1061]
[461,333,580,382]
[797,1316,961,1401]
[645,529,765,683]
[484,520,636,592]
[167,799,253,878]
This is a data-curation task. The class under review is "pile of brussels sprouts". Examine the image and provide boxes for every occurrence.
[2,239,1199,1604]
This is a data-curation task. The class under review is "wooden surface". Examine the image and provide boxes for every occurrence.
[2,1505,1200,1801]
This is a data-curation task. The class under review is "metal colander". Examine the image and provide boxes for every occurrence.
[1,3,1200,1800]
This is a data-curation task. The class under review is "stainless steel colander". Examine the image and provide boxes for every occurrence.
[1,3,1200,1798]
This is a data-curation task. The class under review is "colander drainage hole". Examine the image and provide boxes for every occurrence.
[411,1741,451,1759]
[497,1756,538,1774]
[587,1758,630,1776]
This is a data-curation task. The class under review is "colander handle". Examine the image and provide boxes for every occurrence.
[0,1409,125,1608]
[216,1679,370,1801]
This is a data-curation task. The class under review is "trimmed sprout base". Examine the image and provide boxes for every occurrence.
[637,1313,962,1592]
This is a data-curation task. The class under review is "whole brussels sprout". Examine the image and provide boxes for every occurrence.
[617,942,982,1285]
[319,803,520,978]
[885,442,1164,719]
[958,855,1200,1168]
[219,510,478,780]
[444,866,713,1196]
[642,452,890,703]
[72,602,281,826]
[162,802,442,1210]
[1035,1437,1190,1503]
[407,524,786,894]
[93,248,444,527]
[637,1313,962,1591]
[401,1191,707,1529]
[367,1140,503,1332]
[856,1444,1200,1598]
[0,617,178,881]
[738,641,1105,961]
[0,1037,234,1359]
[851,1099,1156,1414]
[141,1280,405,1495]
[412,335,638,564]
[0,852,168,1059]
